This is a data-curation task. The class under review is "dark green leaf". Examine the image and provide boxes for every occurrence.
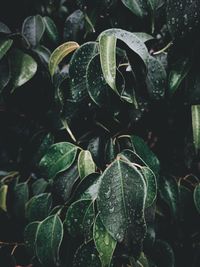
[153,240,175,267]
[32,178,48,196]
[43,16,59,44]
[121,0,149,18]
[0,38,13,60]
[12,182,29,219]
[194,184,200,214]
[0,57,10,93]
[24,222,40,256]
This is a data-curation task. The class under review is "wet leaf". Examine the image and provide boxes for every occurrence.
[78,150,96,179]
[24,222,40,256]
[0,38,13,60]
[12,182,29,219]
[39,142,78,179]
[191,105,200,154]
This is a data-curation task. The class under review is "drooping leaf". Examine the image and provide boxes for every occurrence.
[49,41,79,77]
[194,184,200,214]
[97,159,147,251]
[0,57,10,93]
[191,105,200,153]
[146,55,166,100]
[24,221,40,256]
[26,193,52,222]
[99,34,117,92]
[121,0,149,18]
[0,38,13,60]
[43,16,59,44]
[69,42,99,102]
[73,241,101,267]
[22,15,45,47]
[168,57,191,96]
[9,49,37,91]
[39,142,78,179]
[94,214,117,267]
[0,185,8,212]
[64,199,95,241]
[36,215,63,266]
[78,150,96,179]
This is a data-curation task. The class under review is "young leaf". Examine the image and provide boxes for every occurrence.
[43,16,59,44]
[36,215,63,266]
[191,105,200,154]
[39,142,78,179]
[97,160,147,246]
[22,15,45,47]
[94,214,117,267]
[49,41,79,77]
[26,193,52,222]
[0,185,8,212]
[9,49,37,91]
[78,150,96,179]
[99,34,117,92]
[0,38,13,60]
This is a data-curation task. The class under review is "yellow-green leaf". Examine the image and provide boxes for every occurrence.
[192,105,200,154]
[0,185,8,212]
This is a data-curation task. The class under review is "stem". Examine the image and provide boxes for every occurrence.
[153,41,173,55]
[62,119,77,143]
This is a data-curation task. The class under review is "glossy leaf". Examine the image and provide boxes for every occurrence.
[0,185,8,212]
[94,214,117,267]
[43,16,59,44]
[0,38,13,60]
[99,34,117,92]
[194,184,200,214]
[121,0,149,18]
[24,222,40,256]
[49,41,79,77]
[191,105,200,153]
[168,57,191,96]
[39,142,78,179]
[22,15,45,47]
[9,49,37,91]
[73,242,101,267]
[97,159,147,246]
[36,215,63,266]
[78,150,96,179]
[26,193,52,222]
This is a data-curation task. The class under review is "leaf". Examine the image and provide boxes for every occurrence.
[97,159,147,249]
[194,184,200,214]
[168,57,191,96]
[0,38,13,60]
[121,0,149,18]
[0,22,11,34]
[69,42,99,102]
[191,105,200,154]
[64,199,95,241]
[22,15,45,47]
[36,215,63,266]
[78,150,96,179]
[131,135,160,175]
[146,55,166,100]
[73,242,101,267]
[43,16,59,44]
[0,185,8,212]
[94,214,117,267]
[99,34,117,92]
[24,222,40,256]
[39,142,78,179]
[33,45,51,67]
[26,193,52,222]
[104,138,118,164]
[153,240,175,267]
[12,182,29,219]
[0,57,10,93]
[32,178,48,196]
[49,41,79,77]
[9,49,37,91]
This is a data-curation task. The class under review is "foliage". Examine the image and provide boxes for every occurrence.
[0,0,200,267]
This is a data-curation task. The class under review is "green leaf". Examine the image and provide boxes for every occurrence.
[78,150,96,179]
[194,184,200,214]
[153,240,175,267]
[0,22,11,34]
[43,16,59,44]
[0,58,10,93]
[36,215,63,266]
[22,15,45,47]
[0,38,13,60]
[121,0,149,18]
[97,160,147,247]
[32,178,48,196]
[131,135,160,175]
[9,49,37,91]
[146,56,166,100]
[94,214,117,267]
[73,242,101,267]
[49,41,79,77]
[69,42,99,102]
[99,34,117,92]
[24,222,40,256]
[168,57,191,96]
[26,193,52,222]
[64,199,95,241]
[12,182,29,219]
[192,105,200,154]
[39,142,78,179]
[0,185,8,212]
